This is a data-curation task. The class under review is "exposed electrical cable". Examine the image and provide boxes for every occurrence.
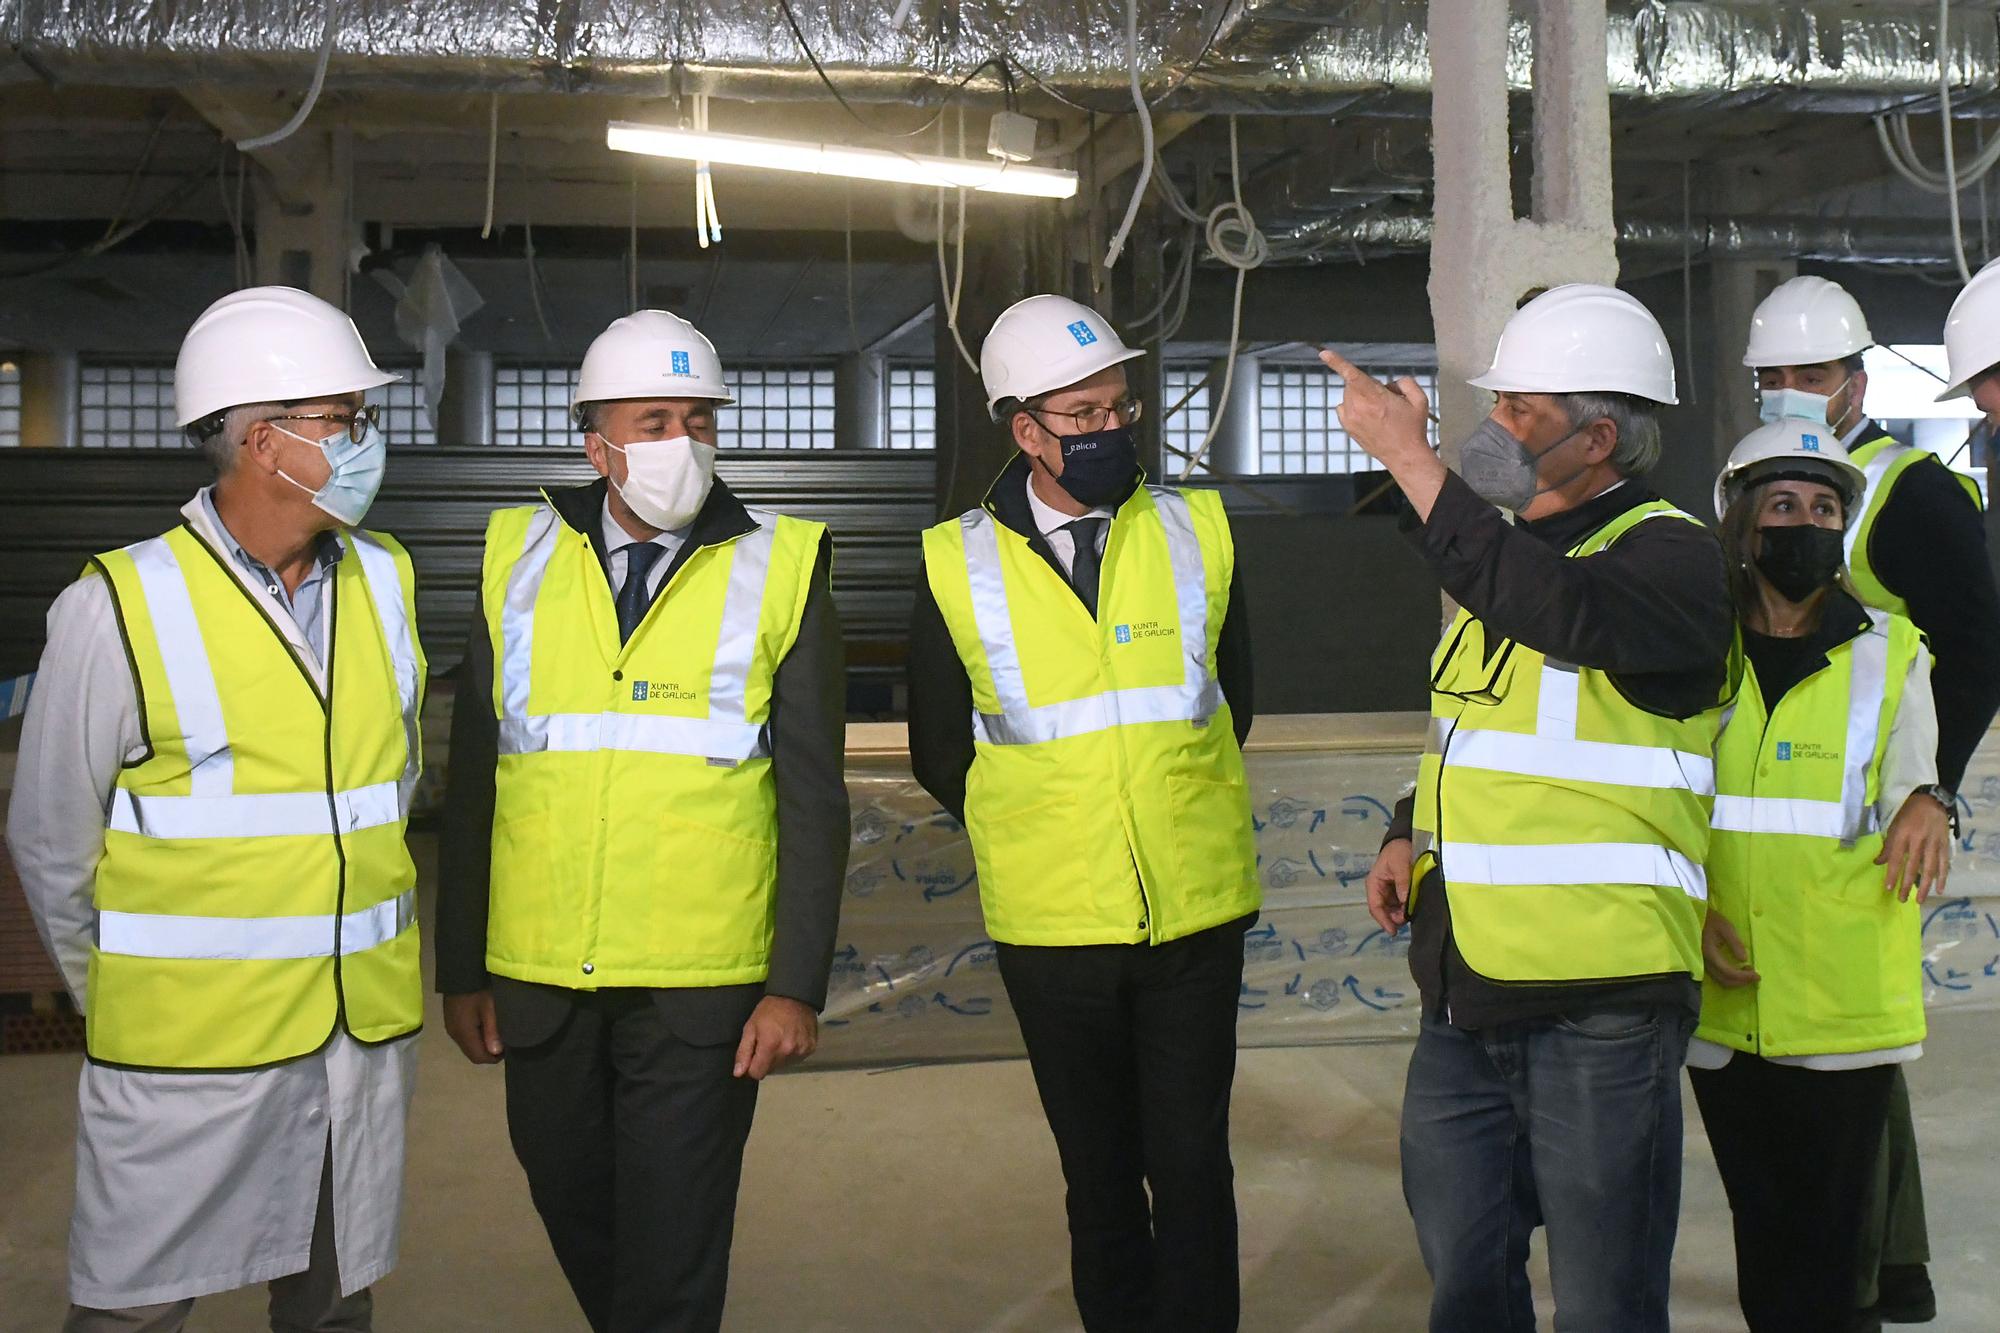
[1005,1,1238,117]
[480,94,499,240]
[934,116,979,374]
[1939,0,1975,283]
[237,2,338,151]
[1101,0,1155,270]
[774,0,1010,141]
[1177,115,1266,482]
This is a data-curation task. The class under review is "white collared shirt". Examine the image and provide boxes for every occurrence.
[602,499,687,599]
[1023,473,1113,578]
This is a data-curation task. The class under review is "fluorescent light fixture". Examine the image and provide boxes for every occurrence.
[606,121,1078,200]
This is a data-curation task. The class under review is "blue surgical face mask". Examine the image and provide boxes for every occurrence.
[274,424,387,526]
[1758,378,1858,433]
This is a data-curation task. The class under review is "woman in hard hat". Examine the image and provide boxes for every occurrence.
[1692,418,1953,1333]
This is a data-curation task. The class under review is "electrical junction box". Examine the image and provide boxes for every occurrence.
[986,111,1040,163]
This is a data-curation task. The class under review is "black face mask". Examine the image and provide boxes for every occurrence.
[1754,524,1845,603]
[1045,423,1141,508]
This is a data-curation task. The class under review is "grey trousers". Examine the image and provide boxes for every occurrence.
[63,1137,371,1333]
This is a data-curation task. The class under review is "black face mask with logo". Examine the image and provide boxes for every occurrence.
[1047,424,1142,508]
[1754,524,1845,603]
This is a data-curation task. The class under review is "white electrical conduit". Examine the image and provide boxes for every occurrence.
[1940,0,1975,282]
[937,114,979,374]
[1870,0,1979,281]
[480,95,499,239]
[1101,0,1154,270]
[1176,115,1267,482]
[236,2,337,151]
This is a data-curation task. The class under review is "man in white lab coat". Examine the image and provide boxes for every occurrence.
[8,286,426,1332]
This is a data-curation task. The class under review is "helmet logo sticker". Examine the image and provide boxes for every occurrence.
[1066,320,1098,347]
[1801,433,1820,451]
[670,350,692,376]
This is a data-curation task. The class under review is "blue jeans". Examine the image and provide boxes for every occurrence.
[1399,1003,1694,1333]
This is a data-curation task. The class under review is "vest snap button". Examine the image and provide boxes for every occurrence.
[581,961,595,975]
[613,670,623,681]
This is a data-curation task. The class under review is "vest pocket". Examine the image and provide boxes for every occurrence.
[1803,877,1897,1025]
[636,810,776,970]
[969,791,1130,934]
[1165,773,1256,904]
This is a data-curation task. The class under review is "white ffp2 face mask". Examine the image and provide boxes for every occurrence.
[597,433,717,531]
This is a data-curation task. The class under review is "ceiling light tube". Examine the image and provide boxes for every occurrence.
[606,121,1078,200]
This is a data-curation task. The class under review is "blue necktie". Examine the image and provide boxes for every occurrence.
[615,543,664,642]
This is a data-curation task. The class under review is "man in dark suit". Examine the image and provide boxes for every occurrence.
[436,311,849,1333]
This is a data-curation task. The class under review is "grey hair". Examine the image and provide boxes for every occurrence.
[574,401,604,436]
[1556,390,1662,478]
[186,402,284,473]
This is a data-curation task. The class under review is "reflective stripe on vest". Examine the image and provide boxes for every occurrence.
[98,887,417,960]
[961,487,1222,745]
[1436,841,1708,900]
[112,536,421,841]
[1710,611,1891,845]
[494,507,774,762]
[1843,445,1905,569]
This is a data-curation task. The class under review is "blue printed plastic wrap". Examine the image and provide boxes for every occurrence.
[818,734,2000,1067]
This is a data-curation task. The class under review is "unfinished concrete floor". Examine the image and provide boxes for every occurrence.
[4,893,1997,1330]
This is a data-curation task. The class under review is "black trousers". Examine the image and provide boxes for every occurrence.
[1689,1054,1899,1333]
[995,915,1253,1333]
[500,987,760,1333]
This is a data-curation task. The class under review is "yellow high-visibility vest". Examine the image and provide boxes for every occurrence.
[89,523,425,1070]
[1699,609,1927,1057]
[1412,501,1724,983]
[922,484,1259,947]
[481,499,823,989]
[1846,433,1984,616]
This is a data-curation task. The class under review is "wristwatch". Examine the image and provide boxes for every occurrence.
[1911,783,1961,837]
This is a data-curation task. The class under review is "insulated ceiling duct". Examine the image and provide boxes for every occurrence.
[3,2,1998,114]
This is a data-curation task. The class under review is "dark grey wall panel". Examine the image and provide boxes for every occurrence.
[0,449,933,681]
[1229,514,1439,713]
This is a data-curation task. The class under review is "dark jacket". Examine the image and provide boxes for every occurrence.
[435,477,850,1048]
[1386,471,1734,1029]
[1851,422,2000,792]
[907,456,1254,826]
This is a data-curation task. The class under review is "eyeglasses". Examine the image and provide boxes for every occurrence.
[1028,396,1144,435]
[269,404,381,445]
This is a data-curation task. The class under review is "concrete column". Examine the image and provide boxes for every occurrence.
[18,350,79,448]
[1710,258,1798,465]
[1205,353,1261,475]
[1427,2,1618,457]
[252,127,353,308]
[438,347,495,447]
[934,203,1068,516]
[837,352,887,450]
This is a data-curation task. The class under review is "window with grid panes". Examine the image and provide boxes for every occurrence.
[724,364,836,450]
[1160,364,1211,469]
[494,365,582,447]
[371,370,438,447]
[80,363,185,449]
[1257,365,1439,475]
[885,364,936,450]
[0,361,20,447]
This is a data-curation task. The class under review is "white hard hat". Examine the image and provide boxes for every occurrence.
[980,294,1145,420]
[1469,284,1679,405]
[1938,258,2000,400]
[1713,417,1868,522]
[175,286,399,428]
[1742,276,1873,368]
[575,309,734,413]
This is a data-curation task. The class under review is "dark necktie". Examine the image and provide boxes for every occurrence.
[615,542,664,642]
[1065,517,1107,617]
